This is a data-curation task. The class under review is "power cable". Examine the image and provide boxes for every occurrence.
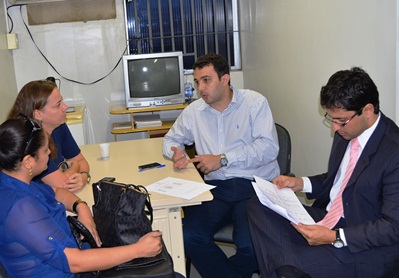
[17,5,128,85]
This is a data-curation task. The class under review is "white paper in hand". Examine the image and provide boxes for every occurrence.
[252,176,315,225]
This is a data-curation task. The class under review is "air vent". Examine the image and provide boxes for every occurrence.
[9,0,75,4]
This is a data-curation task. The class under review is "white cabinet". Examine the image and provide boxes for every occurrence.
[66,105,85,146]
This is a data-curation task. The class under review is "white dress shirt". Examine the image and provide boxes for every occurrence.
[163,87,280,181]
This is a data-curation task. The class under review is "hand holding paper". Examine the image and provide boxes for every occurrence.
[252,176,315,225]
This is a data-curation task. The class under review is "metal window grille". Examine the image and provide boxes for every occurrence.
[124,0,241,71]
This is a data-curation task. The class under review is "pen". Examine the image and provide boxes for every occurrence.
[138,164,166,172]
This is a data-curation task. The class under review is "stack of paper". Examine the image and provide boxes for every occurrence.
[146,177,215,200]
[134,114,162,128]
[252,176,315,225]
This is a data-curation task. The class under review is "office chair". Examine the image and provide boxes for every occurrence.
[0,262,8,278]
[212,123,293,243]
[186,123,293,277]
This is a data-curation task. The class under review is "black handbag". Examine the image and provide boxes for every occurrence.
[67,179,175,278]
[92,180,153,247]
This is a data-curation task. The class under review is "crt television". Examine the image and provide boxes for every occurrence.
[122,51,185,108]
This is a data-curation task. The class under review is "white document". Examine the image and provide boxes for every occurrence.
[252,176,315,225]
[146,177,215,200]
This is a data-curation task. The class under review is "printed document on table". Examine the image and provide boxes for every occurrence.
[146,177,215,200]
[252,176,315,225]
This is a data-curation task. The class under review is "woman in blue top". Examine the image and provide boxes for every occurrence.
[8,80,101,247]
[0,118,163,277]
[8,79,89,192]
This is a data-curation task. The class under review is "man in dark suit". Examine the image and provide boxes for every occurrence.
[247,67,399,278]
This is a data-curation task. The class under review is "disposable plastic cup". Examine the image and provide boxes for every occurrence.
[99,143,110,160]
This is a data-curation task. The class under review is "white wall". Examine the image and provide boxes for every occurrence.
[0,0,18,122]
[9,0,127,144]
[240,0,397,177]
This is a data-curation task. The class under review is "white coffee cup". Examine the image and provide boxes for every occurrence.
[99,143,110,160]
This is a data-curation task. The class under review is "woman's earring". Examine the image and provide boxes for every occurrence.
[29,167,32,177]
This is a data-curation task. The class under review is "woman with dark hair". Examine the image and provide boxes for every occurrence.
[8,79,89,192]
[0,118,163,277]
[7,80,101,259]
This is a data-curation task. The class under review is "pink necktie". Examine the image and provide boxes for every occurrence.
[317,138,360,229]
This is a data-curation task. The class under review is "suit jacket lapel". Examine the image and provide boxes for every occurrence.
[346,113,387,188]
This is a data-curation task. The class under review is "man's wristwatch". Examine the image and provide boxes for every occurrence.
[332,229,344,248]
[80,171,91,184]
[220,154,228,167]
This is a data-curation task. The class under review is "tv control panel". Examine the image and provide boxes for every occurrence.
[127,98,184,109]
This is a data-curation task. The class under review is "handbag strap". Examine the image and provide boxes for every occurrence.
[67,216,98,249]
[126,184,154,224]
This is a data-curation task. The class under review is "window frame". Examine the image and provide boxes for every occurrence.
[123,0,241,72]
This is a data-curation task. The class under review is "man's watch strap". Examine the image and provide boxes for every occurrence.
[220,154,228,167]
[332,229,344,248]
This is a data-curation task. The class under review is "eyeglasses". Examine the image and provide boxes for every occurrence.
[324,108,363,127]
[18,114,42,157]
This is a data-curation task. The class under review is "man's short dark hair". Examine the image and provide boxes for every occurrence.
[193,53,230,80]
[320,67,380,114]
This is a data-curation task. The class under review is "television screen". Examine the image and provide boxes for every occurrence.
[127,57,180,98]
[123,52,185,108]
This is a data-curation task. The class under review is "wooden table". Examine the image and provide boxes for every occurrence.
[75,138,213,276]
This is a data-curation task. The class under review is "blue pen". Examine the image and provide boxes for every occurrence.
[138,164,166,172]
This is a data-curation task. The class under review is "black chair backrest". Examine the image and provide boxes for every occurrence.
[275,123,292,175]
[0,262,8,278]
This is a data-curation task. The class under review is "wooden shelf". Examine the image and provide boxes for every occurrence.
[110,103,188,115]
[111,120,175,134]
[109,104,188,140]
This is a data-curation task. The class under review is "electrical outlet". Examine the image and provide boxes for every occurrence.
[7,34,19,50]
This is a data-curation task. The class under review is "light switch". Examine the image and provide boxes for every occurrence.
[7,34,19,50]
